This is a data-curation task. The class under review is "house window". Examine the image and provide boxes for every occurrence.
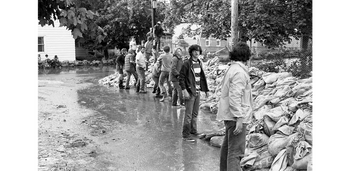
[216,39,221,46]
[205,39,210,46]
[38,37,44,52]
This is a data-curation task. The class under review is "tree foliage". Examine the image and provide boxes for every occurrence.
[38,0,168,51]
[163,0,312,48]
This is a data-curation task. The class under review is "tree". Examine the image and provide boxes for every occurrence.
[38,0,107,43]
[39,0,169,51]
[163,0,312,50]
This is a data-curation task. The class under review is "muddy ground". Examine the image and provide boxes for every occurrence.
[38,67,223,171]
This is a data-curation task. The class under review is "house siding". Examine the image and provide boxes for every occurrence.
[38,20,75,61]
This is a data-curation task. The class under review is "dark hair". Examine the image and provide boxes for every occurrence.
[45,54,48,57]
[121,48,127,51]
[147,36,153,41]
[229,42,251,62]
[188,44,202,57]
[173,48,182,57]
[163,46,170,53]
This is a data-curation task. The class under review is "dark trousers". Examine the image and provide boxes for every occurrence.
[125,70,138,87]
[152,76,161,95]
[182,93,200,138]
[155,36,161,51]
[220,121,247,171]
[172,81,183,106]
[136,67,146,91]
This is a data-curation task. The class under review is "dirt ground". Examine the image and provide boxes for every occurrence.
[38,67,222,171]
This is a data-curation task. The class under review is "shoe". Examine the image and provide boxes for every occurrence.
[155,94,163,98]
[191,133,206,138]
[160,97,165,102]
[152,87,157,93]
[183,137,196,142]
[139,90,147,94]
[125,86,130,89]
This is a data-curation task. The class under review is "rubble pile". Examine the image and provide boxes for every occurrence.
[200,59,312,171]
[99,56,164,88]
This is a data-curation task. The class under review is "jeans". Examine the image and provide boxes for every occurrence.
[152,76,161,95]
[182,93,200,138]
[158,71,172,96]
[220,121,247,171]
[145,53,152,71]
[136,66,146,91]
[125,70,138,87]
[172,81,183,105]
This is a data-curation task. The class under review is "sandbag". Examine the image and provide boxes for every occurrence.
[268,133,298,157]
[284,167,296,171]
[263,115,276,136]
[266,105,288,122]
[241,151,259,168]
[252,150,274,169]
[287,141,311,170]
[272,116,289,133]
[277,125,295,136]
[297,118,312,145]
[269,149,288,171]
[248,133,270,149]
[210,136,224,148]
[262,73,278,84]
[289,109,311,126]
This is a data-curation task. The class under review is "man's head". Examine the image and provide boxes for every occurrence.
[188,44,202,59]
[45,54,48,58]
[147,36,153,41]
[121,48,127,54]
[139,46,145,53]
[229,42,251,62]
[157,21,161,25]
[163,46,170,53]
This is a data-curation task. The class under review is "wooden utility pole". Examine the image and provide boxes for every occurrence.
[151,0,157,37]
[231,0,239,47]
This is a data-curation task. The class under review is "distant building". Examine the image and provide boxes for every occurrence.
[37,20,76,61]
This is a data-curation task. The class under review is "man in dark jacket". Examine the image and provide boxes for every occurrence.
[154,21,163,51]
[179,44,209,142]
[170,48,184,106]
[116,48,127,89]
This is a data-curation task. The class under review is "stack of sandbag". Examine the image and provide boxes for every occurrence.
[198,63,313,171]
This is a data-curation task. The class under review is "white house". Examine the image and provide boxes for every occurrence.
[38,20,75,61]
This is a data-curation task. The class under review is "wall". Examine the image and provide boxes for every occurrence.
[38,20,76,61]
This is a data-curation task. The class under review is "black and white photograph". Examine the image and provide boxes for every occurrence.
[4,0,349,170]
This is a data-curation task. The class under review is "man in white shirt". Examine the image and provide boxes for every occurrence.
[135,46,147,93]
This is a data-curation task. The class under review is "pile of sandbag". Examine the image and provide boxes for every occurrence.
[98,61,157,88]
[200,62,312,171]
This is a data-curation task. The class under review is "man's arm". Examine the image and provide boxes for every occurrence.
[171,57,179,77]
[179,62,187,90]
[228,72,246,118]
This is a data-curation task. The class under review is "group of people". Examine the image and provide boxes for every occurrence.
[38,54,62,69]
[116,39,254,171]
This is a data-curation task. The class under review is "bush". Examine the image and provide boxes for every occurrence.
[253,48,312,78]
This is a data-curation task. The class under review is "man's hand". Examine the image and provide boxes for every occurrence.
[233,118,243,135]
[182,89,190,99]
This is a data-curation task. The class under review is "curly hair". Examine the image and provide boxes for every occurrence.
[229,42,251,62]
[188,44,202,57]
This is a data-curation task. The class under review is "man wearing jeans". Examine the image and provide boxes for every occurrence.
[136,46,147,93]
[179,44,209,142]
[216,42,254,171]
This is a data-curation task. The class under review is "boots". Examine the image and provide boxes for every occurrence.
[119,80,125,89]
[152,86,157,94]
[160,92,167,102]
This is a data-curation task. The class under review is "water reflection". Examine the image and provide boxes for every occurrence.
[67,67,221,171]
[38,66,116,75]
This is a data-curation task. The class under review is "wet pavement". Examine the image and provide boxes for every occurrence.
[38,66,222,171]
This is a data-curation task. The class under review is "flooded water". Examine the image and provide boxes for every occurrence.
[38,66,222,171]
